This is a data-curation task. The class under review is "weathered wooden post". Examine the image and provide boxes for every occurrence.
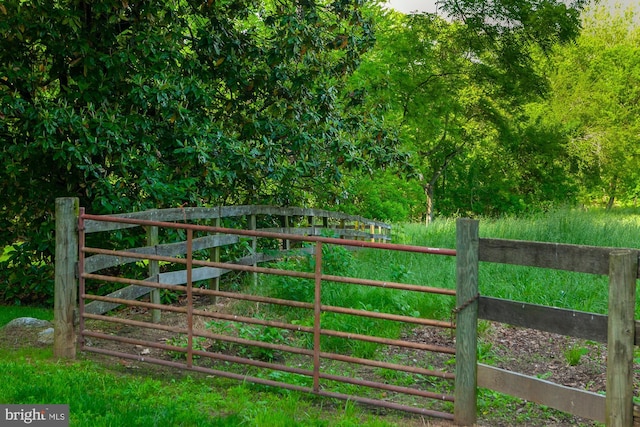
[209,217,221,304]
[281,215,291,250]
[454,218,479,425]
[606,250,636,427]
[250,214,257,287]
[146,225,161,323]
[54,197,79,359]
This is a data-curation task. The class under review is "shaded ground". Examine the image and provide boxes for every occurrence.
[2,302,634,426]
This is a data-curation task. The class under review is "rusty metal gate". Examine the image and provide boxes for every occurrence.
[77,209,458,420]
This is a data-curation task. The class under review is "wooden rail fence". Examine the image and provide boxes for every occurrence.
[454,222,639,426]
[54,198,639,426]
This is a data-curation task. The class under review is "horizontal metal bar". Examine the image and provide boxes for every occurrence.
[316,389,454,420]
[83,331,315,377]
[82,247,455,297]
[320,371,454,402]
[82,273,452,332]
[190,309,455,354]
[319,352,455,380]
[84,328,452,382]
[320,304,454,328]
[81,346,454,421]
[83,300,454,357]
[82,313,187,334]
[82,294,187,314]
[81,213,455,256]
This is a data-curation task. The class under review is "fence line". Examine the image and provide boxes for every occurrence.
[461,229,639,426]
[54,198,640,425]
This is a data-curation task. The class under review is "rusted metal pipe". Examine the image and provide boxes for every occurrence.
[81,213,456,256]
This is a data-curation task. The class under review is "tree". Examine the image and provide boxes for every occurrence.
[0,0,403,303]
[348,0,585,223]
[544,5,640,207]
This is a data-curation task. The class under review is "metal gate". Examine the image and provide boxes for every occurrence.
[77,209,458,420]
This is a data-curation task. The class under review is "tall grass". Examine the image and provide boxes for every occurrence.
[258,207,640,358]
[382,207,640,317]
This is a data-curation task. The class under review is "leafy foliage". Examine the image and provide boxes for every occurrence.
[0,0,404,303]
[347,0,586,221]
[543,4,640,207]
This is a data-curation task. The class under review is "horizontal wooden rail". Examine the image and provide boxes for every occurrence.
[477,364,605,423]
[479,238,640,277]
[83,205,391,233]
[478,297,608,343]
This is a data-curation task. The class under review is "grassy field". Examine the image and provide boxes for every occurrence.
[387,208,640,317]
[0,304,412,427]
[1,207,638,426]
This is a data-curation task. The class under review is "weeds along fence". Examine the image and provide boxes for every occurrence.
[54,197,640,426]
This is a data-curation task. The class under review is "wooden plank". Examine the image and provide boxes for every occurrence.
[84,234,239,273]
[479,238,640,276]
[478,296,608,343]
[159,267,229,286]
[480,297,640,346]
[84,205,392,233]
[477,364,605,423]
[606,250,636,426]
[454,218,479,425]
[84,281,155,315]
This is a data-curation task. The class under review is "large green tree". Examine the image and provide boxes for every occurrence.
[0,0,403,302]
[346,0,585,222]
[545,5,640,208]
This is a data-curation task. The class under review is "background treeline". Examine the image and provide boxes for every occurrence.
[1,0,638,305]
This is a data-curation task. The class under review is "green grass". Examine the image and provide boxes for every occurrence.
[0,349,411,427]
[383,207,640,318]
[0,305,53,327]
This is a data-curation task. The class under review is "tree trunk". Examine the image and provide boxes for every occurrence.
[606,179,617,210]
[425,183,434,226]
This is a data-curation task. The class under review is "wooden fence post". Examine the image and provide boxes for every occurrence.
[281,215,291,250]
[209,217,221,304]
[54,197,79,359]
[454,218,479,425]
[147,225,161,323]
[606,250,637,427]
[250,214,257,287]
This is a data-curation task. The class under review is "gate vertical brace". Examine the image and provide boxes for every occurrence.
[313,241,323,393]
[454,218,479,425]
[606,250,636,427]
[54,197,79,359]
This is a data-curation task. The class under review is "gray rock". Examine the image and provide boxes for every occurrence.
[3,317,52,329]
[37,328,55,345]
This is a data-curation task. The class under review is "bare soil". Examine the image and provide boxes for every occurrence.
[2,301,636,427]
